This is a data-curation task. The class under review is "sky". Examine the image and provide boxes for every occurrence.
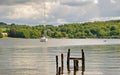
[0,0,120,25]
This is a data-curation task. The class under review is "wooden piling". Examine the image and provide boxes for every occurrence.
[81,71,84,75]
[81,49,85,71]
[74,71,77,75]
[56,48,85,75]
[74,59,79,71]
[58,67,61,75]
[74,59,77,71]
[76,60,79,70]
[56,56,58,75]
[61,53,64,74]
[67,49,70,71]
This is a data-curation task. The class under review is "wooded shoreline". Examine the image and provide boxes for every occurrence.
[0,20,120,39]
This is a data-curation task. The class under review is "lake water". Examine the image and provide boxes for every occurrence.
[0,39,120,75]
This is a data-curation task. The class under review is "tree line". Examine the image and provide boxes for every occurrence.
[0,20,120,39]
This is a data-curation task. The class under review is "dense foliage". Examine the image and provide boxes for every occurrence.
[0,29,3,38]
[0,20,120,38]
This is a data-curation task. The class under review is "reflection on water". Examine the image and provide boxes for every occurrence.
[0,39,120,75]
[0,47,53,75]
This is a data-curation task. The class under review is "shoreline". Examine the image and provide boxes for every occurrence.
[1,37,120,39]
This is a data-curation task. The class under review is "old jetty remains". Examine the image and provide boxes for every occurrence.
[56,48,85,75]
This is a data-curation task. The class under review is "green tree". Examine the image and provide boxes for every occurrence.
[0,29,3,38]
[22,29,30,38]
[30,29,40,38]
[54,31,63,38]
[9,29,16,37]
[110,26,116,31]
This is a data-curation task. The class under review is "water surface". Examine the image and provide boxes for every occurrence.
[0,39,120,75]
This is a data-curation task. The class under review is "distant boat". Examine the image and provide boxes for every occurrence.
[40,24,48,42]
[104,40,107,42]
[40,25,48,42]
[40,36,48,42]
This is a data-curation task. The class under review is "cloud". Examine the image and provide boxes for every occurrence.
[0,0,120,25]
[1,1,59,19]
[97,0,120,17]
[90,16,120,22]
[111,0,116,3]
[5,5,40,20]
[0,0,31,5]
[0,0,58,5]
[0,0,60,25]
[60,0,98,6]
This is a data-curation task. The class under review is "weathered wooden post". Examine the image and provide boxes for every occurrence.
[76,60,79,70]
[56,56,58,75]
[61,53,64,74]
[81,49,85,71]
[74,59,79,71]
[81,71,84,75]
[74,59,77,71]
[58,67,61,75]
[67,49,70,71]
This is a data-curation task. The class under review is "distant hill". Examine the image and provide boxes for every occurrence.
[0,20,120,38]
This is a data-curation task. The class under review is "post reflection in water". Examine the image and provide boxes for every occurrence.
[8,47,51,75]
[73,66,85,75]
[73,71,85,75]
[67,70,85,75]
[81,71,84,75]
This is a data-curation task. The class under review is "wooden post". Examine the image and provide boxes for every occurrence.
[74,59,79,71]
[81,71,84,75]
[56,56,58,75]
[61,53,64,74]
[76,60,79,71]
[74,59,76,71]
[67,49,70,71]
[58,67,61,75]
[74,71,77,75]
[81,49,85,71]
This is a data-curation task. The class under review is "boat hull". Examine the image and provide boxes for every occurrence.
[40,37,48,42]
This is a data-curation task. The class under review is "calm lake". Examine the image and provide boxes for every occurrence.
[0,39,120,75]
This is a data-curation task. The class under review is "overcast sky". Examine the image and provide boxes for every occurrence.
[0,0,120,25]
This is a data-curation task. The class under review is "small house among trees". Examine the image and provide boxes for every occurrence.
[2,32,8,37]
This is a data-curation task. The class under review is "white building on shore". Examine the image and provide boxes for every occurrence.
[2,32,8,37]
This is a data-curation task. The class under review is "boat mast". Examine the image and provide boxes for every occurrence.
[43,2,46,37]
[40,2,48,42]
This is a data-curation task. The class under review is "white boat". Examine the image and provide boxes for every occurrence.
[40,36,48,42]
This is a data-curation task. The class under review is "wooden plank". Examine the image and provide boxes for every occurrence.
[70,57,82,60]
[74,59,77,71]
